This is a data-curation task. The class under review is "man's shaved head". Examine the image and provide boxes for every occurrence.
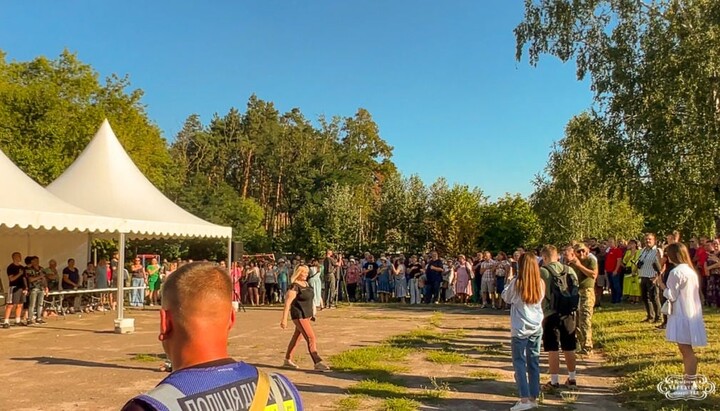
[161,262,234,348]
[163,262,232,310]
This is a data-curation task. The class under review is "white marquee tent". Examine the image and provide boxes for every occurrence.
[47,119,231,239]
[0,148,125,292]
[46,119,232,331]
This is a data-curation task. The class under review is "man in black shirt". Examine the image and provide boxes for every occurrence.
[3,252,27,328]
[472,252,484,303]
[425,251,444,304]
[363,255,378,302]
[62,258,82,313]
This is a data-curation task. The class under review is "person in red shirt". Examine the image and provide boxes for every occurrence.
[605,238,625,304]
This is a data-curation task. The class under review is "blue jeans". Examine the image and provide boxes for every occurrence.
[131,277,144,306]
[364,278,377,302]
[511,332,541,399]
[609,272,623,303]
[279,281,288,302]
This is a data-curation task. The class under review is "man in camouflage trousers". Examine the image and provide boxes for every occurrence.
[565,244,598,355]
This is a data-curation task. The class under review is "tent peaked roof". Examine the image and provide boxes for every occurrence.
[0,148,122,233]
[47,120,231,239]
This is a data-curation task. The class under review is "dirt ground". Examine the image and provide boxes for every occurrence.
[0,304,622,411]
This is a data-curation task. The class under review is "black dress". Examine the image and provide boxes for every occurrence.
[290,282,314,320]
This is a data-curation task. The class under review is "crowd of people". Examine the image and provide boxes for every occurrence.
[0,252,210,328]
[3,233,712,409]
[221,233,709,410]
[502,235,707,410]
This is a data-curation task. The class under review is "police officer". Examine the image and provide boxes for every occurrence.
[122,262,303,411]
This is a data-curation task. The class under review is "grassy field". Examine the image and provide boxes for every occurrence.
[593,304,720,411]
[329,327,457,411]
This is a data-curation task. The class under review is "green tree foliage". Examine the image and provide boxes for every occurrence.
[0,50,173,188]
[479,194,541,252]
[1,50,549,258]
[168,96,397,256]
[427,178,486,257]
[516,0,720,236]
[531,114,645,243]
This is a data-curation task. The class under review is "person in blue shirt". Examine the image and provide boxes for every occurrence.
[122,262,303,411]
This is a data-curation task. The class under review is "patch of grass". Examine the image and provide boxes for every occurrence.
[379,398,421,411]
[334,395,365,411]
[418,376,452,400]
[425,349,467,364]
[348,380,408,398]
[129,353,162,362]
[385,327,465,348]
[330,346,409,381]
[475,343,506,356]
[560,390,578,404]
[594,304,720,410]
[468,369,501,381]
[428,311,443,327]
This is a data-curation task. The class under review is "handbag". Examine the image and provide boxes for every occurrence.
[661,299,672,316]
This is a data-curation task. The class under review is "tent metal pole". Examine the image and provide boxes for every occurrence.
[117,233,126,321]
[88,233,93,265]
[227,237,232,274]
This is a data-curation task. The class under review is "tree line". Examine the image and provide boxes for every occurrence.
[516,0,720,242]
[0,50,541,260]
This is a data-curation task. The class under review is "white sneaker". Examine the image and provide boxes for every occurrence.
[314,362,331,372]
[510,400,537,411]
[283,359,299,369]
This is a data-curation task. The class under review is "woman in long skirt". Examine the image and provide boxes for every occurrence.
[377,257,391,303]
[620,240,642,303]
[454,254,474,304]
[308,259,323,314]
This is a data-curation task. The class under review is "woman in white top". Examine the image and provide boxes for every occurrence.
[657,242,707,394]
[502,253,545,411]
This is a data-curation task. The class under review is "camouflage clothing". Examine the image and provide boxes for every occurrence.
[576,287,595,351]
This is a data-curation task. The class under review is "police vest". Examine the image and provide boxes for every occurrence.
[134,362,302,411]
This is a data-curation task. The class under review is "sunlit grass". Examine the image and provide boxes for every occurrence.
[425,349,467,364]
[428,311,443,327]
[594,304,720,410]
[379,398,421,411]
[348,380,408,398]
[467,369,501,381]
[330,345,409,381]
[334,395,365,411]
[385,327,465,348]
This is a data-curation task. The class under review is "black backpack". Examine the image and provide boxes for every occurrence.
[546,264,580,316]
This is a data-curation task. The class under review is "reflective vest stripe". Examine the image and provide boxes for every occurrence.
[144,383,186,411]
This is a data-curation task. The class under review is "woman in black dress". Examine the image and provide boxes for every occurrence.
[280,264,330,371]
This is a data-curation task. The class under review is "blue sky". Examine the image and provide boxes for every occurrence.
[0,1,592,199]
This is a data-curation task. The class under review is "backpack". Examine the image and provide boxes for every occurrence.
[545,264,579,316]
